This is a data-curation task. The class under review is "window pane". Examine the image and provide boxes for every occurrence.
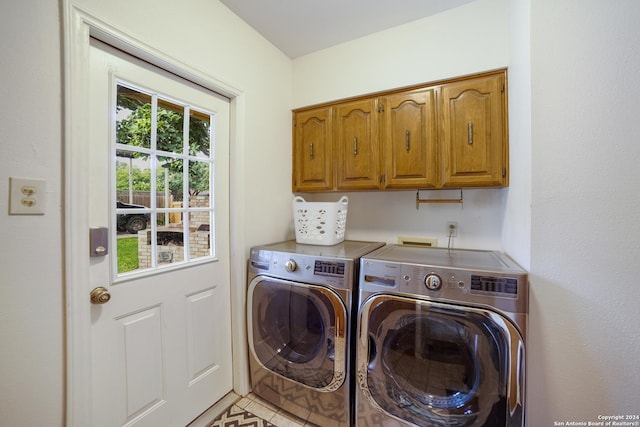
[189,110,211,158]
[157,155,183,209]
[117,85,152,149]
[189,161,210,207]
[115,151,152,204]
[156,215,184,266]
[189,211,211,260]
[117,234,143,274]
[157,99,184,153]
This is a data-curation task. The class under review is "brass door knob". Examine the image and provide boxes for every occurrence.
[90,287,111,305]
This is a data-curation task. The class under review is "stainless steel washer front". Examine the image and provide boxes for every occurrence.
[356,245,528,427]
[247,240,384,427]
[248,276,347,392]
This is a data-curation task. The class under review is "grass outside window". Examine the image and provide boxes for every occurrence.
[118,237,139,273]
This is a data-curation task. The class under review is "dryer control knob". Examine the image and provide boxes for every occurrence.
[284,259,297,272]
[424,274,442,291]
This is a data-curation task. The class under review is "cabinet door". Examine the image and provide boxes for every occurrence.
[334,99,381,190]
[293,107,333,192]
[441,72,507,187]
[381,89,438,189]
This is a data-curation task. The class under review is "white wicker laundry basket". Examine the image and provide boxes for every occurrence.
[293,196,348,245]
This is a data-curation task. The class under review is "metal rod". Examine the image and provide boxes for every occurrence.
[415,189,464,209]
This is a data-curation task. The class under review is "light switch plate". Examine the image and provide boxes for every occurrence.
[9,177,46,215]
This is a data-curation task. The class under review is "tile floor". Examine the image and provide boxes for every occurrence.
[207,393,314,427]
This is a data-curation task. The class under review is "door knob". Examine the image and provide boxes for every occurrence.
[90,287,111,305]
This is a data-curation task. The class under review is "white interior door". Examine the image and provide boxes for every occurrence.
[88,39,232,427]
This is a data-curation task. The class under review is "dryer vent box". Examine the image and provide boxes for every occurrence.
[397,236,438,247]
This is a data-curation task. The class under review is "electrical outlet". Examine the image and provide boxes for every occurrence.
[9,177,46,215]
[447,221,458,237]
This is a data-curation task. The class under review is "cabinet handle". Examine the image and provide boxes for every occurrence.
[405,130,411,151]
[468,122,473,145]
[309,142,314,160]
[353,137,358,156]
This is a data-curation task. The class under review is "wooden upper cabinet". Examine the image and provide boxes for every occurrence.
[292,69,509,192]
[334,98,380,190]
[292,107,333,192]
[440,72,507,187]
[381,89,438,189]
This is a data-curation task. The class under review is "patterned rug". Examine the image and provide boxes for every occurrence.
[207,404,276,427]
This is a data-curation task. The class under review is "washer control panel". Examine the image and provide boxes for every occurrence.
[249,249,353,290]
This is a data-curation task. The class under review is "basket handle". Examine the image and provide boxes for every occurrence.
[293,196,306,204]
[338,196,348,205]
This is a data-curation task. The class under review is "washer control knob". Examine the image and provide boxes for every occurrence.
[284,259,297,272]
[424,274,442,291]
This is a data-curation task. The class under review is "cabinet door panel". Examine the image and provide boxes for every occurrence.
[334,99,380,190]
[293,107,333,192]
[441,73,507,187]
[382,90,437,189]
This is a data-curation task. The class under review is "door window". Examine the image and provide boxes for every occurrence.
[115,83,216,275]
[361,296,513,426]
[248,277,347,391]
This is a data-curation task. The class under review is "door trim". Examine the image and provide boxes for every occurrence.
[62,4,248,426]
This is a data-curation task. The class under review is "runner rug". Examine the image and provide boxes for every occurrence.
[207,404,276,427]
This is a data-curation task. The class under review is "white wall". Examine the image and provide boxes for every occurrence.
[292,0,515,252]
[0,2,64,425]
[504,0,532,270]
[0,0,293,425]
[527,0,640,424]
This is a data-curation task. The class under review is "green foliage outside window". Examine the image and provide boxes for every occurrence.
[116,94,211,197]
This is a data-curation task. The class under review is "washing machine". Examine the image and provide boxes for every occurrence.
[355,245,528,427]
[247,240,385,426]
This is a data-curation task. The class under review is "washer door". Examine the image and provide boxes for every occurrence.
[358,294,525,427]
[248,276,347,391]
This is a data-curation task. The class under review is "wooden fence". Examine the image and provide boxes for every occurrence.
[116,190,172,208]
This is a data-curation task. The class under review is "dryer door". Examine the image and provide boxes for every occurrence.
[248,276,347,391]
[358,295,525,427]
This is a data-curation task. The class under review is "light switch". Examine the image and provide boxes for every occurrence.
[9,177,46,215]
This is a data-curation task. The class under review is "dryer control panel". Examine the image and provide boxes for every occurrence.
[360,258,528,314]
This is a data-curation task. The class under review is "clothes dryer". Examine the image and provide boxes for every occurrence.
[247,240,384,426]
[356,245,528,427]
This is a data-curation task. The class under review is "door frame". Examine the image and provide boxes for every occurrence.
[62,4,249,426]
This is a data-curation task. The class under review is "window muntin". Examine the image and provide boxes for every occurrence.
[115,82,215,276]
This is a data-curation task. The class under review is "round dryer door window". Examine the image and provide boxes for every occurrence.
[358,295,524,427]
[248,277,347,391]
